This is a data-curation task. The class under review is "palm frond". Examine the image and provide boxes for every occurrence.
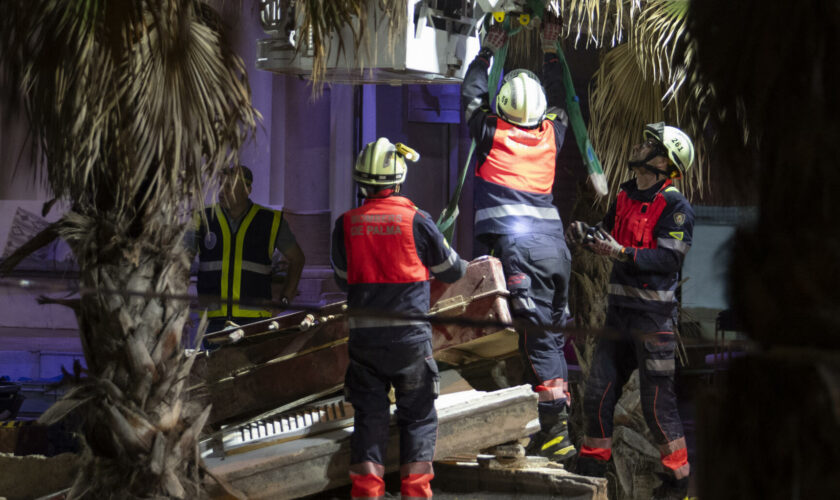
[505,22,542,74]
[631,0,688,83]
[0,0,258,248]
[583,0,717,202]
[589,43,664,196]
[295,0,406,86]
[555,0,640,48]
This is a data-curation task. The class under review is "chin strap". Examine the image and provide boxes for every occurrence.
[628,146,683,179]
[628,149,670,179]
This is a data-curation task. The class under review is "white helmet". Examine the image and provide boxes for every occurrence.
[643,122,695,178]
[353,137,419,186]
[496,69,547,128]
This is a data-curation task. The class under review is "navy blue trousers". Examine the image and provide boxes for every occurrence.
[583,306,685,447]
[488,233,571,415]
[345,339,440,467]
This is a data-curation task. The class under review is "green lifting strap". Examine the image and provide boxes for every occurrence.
[554,41,608,196]
[436,16,515,242]
[436,139,474,241]
[437,5,607,243]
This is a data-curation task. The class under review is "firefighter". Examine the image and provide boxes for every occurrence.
[194,165,305,334]
[460,19,577,462]
[331,138,468,500]
[567,123,695,500]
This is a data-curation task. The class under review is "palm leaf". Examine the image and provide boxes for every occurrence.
[556,0,640,48]
[585,1,710,201]
[631,0,688,84]
[295,0,406,86]
[589,43,663,195]
[2,0,257,237]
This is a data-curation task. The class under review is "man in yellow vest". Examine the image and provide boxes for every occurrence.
[194,165,305,334]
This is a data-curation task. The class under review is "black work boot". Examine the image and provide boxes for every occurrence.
[525,408,577,463]
[574,455,608,477]
[652,473,689,500]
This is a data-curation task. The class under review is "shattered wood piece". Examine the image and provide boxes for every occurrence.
[431,256,515,359]
[206,386,539,500]
[193,256,517,427]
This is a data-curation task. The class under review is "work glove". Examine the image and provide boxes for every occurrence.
[588,227,630,261]
[565,221,591,245]
[482,25,508,53]
[541,15,563,53]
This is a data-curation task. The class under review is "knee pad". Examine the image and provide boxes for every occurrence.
[507,273,536,314]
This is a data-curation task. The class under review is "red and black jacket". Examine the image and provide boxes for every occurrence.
[330,194,467,346]
[602,179,694,315]
[461,51,569,238]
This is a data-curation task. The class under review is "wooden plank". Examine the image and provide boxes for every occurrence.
[194,257,516,428]
[205,386,540,500]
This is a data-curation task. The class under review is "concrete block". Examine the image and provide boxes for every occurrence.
[434,460,608,500]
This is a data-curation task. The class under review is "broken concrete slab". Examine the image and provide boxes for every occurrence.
[433,459,607,500]
[206,385,539,499]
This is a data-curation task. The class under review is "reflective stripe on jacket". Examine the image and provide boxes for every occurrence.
[473,119,564,236]
[197,204,282,320]
[604,179,694,315]
[331,195,467,346]
[462,53,568,238]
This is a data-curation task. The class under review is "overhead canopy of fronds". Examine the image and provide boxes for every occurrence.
[0,0,259,249]
[276,1,717,201]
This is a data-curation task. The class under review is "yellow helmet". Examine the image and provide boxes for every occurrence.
[643,122,695,178]
[354,138,419,186]
[496,69,547,127]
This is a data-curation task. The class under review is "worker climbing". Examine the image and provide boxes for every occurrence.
[460,14,578,464]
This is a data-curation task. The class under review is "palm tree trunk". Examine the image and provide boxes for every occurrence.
[41,213,208,499]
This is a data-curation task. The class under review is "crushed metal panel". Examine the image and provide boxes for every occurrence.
[205,385,539,500]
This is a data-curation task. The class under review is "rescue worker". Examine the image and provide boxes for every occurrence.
[330,138,468,500]
[567,123,695,500]
[461,19,576,462]
[194,165,305,334]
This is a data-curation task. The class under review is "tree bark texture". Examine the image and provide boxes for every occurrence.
[40,213,208,499]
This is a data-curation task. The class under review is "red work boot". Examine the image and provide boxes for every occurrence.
[350,472,385,499]
[400,472,433,499]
